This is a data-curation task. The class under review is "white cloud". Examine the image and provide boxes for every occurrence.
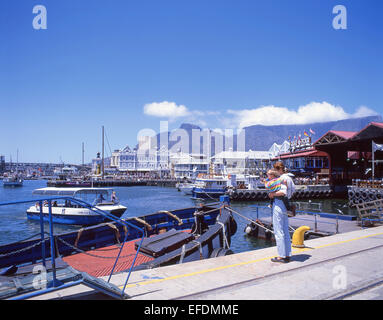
[143,101,190,119]
[227,102,378,128]
[352,105,378,118]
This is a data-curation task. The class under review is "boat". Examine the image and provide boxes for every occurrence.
[3,150,24,187]
[178,182,195,195]
[191,174,229,199]
[2,174,23,187]
[0,196,237,299]
[26,187,127,225]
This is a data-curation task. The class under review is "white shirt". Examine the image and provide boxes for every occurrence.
[280,173,296,199]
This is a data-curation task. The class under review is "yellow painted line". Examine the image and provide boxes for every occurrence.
[120,230,383,289]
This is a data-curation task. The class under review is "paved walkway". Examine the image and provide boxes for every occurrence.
[31,225,383,300]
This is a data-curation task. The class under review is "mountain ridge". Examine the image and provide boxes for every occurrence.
[150,115,382,154]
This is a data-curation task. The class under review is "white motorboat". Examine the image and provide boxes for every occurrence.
[26,187,127,225]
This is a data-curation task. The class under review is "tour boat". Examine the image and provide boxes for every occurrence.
[26,187,127,225]
[191,174,229,199]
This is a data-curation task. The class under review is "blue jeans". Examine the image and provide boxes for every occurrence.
[272,198,292,258]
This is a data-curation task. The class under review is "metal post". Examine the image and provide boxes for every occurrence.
[335,215,339,234]
[314,214,318,232]
[47,200,57,287]
[39,201,46,268]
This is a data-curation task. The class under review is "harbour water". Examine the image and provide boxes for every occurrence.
[0,180,357,253]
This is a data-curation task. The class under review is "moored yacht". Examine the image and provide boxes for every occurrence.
[3,174,23,187]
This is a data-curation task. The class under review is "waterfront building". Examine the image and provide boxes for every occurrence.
[112,146,137,171]
[170,152,209,179]
[157,146,171,178]
[268,140,291,157]
[314,122,383,187]
[272,148,330,176]
[212,149,273,175]
[108,145,171,178]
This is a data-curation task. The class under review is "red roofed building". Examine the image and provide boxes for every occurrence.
[314,122,383,190]
[272,122,383,194]
[272,147,330,177]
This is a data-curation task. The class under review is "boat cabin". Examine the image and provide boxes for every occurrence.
[32,187,118,206]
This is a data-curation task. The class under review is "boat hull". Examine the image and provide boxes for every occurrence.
[192,188,226,199]
[3,182,23,187]
[26,205,127,225]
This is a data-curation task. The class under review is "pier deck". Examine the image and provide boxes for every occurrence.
[29,225,383,300]
[258,213,360,235]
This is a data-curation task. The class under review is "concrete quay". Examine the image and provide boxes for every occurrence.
[31,225,383,300]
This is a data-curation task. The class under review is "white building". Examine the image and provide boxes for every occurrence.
[268,140,291,157]
[108,145,171,177]
[212,149,273,175]
[170,152,209,179]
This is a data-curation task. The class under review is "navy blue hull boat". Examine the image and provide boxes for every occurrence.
[0,195,237,300]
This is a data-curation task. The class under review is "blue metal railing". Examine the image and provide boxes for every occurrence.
[250,205,340,233]
[0,196,145,299]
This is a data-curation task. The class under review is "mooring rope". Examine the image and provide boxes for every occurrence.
[226,206,296,234]
[225,207,275,234]
[217,221,230,249]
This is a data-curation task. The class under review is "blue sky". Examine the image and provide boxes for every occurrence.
[1,0,382,163]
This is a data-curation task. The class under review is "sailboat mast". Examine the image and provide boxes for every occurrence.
[82,142,84,168]
[102,126,105,179]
